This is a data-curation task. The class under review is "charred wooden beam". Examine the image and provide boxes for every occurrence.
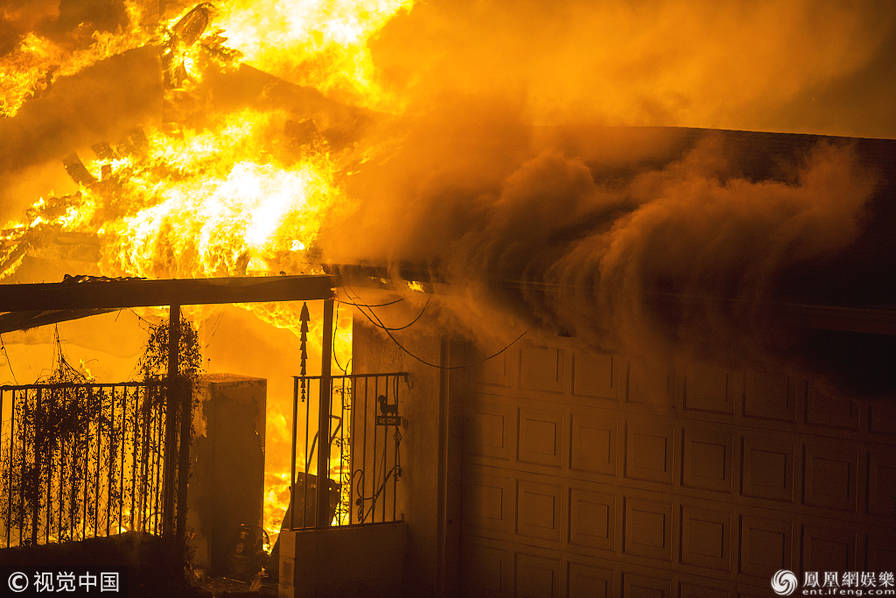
[0,308,115,334]
[62,153,97,186]
[0,275,336,312]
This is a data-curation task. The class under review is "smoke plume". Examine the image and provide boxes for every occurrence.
[321,109,881,391]
[317,0,895,390]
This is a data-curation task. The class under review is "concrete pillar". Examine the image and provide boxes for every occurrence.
[186,374,266,578]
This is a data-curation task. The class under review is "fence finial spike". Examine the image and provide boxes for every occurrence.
[299,302,310,376]
[299,302,310,332]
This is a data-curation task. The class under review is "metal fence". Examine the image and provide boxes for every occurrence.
[0,380,189,548]
[286,372,407,530]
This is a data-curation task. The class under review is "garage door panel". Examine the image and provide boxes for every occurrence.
[801,525,859,572]
[868,447,896,517]
[480,349,516,390]
[570,409,620,477]
[516,480,563,543]
[463,467,516,535]
[515,553,561,598]
[568,487,616,552]
[627,361,672,405]
[462,540,513,598]
[623,497,674,562]
[740,433,795,502]
[743,372,797,422]
[868,401,896,437]
[622,572,673,598]
[568,561,615,598]
[682,424,735,493]
[802,439,859,512]
[680,505,733,572]
[805,385,859,430]
[518,405,565,468]
[520,345,568,394]
[737,514,794,579]
[867,528,896,570]
[683,364,735,415]
[625,419,676,485]
[573,350,620,402]
[464,396,517,461]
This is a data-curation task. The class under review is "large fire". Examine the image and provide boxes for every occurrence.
[1,0,412,546]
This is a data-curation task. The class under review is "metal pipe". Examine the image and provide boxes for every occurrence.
[129,388,136,531]
[106,387,114,536]
[162,304,180,537]
[303,382,310,527]
[289,376,298,530]
[361,377,368,523]
[94,389,101,538]
[393,376,399,522]
[371,376,378,523]
[175,377,192,547]
[316,298,334,528]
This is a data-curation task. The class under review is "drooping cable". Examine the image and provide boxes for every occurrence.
[333,302,350,375]
[343,284,527,370]
[336,297,405,308]
[0,333,18,384]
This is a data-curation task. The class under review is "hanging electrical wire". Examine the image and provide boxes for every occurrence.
[336,297,405,308]
[0,332,18,384]
[333,301,350,375]
[343,284,527,370]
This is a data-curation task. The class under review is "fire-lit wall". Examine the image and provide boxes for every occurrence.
[351,322,447,593]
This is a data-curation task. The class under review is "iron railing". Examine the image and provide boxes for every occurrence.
[285,373,407,530]
[0,380,190,548]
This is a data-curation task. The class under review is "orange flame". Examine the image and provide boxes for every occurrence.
[212,0,413,110]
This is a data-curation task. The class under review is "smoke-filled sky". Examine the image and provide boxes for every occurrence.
[2,0,895,138]
[367,0,896,138]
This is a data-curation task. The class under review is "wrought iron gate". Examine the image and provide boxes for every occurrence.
[0,379,191,548]
[285,372,407,531]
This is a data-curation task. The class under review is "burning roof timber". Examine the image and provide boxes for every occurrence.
[0,274,335,334]
[0,273,334,311]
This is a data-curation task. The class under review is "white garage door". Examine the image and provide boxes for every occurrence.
[458,337,896,597]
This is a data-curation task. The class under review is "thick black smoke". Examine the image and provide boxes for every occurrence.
[322,112,886,395]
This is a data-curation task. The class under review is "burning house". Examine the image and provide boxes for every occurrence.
[1,1,896,597]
